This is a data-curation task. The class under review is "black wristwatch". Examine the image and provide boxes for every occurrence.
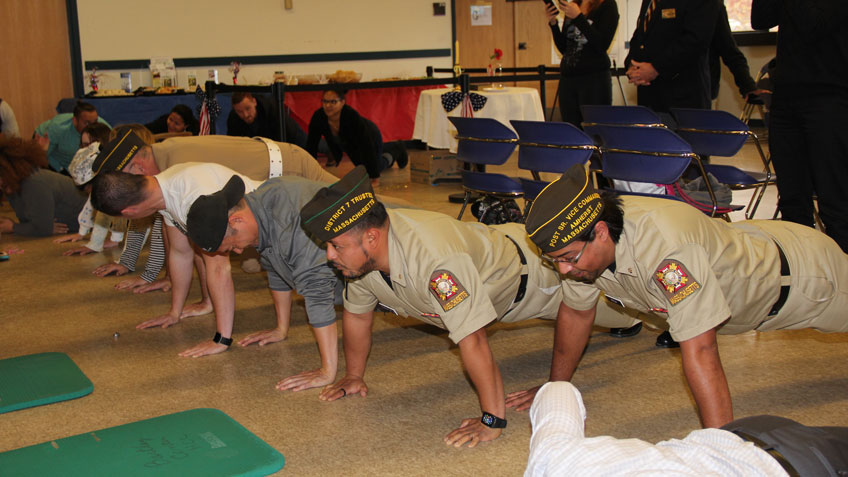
[213,332,233,347]
[481,412,507,429]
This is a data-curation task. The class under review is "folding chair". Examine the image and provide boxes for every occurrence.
[448,117,520,220]
[510,120,596,212]
[580,105,666,186]
[671,108,775,219]
[590,124,740,219]
[580,105,665,129]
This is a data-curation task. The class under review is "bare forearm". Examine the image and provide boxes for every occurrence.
[271,289,293,331]
[680,329,733,428]
[313,322,339,375]
[167,246,194,316]
[341,310,373,378]
[458,329,505,418]
[550,303,595,382]
[204,253,235,337]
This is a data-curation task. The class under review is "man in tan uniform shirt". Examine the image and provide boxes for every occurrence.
[299,166,636,448]
[88,131,339,358]
[122,134,337,183]
[515,164,848,428]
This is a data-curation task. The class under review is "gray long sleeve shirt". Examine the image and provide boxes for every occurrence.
[246,176,343,328]
[8,168,87,236]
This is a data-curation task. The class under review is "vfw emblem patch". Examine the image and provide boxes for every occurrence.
[654,259,700,305]
[429,270,469,311]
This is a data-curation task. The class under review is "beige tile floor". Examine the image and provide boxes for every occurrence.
[1,139,846,476]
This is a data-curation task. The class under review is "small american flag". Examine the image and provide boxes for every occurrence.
[198,101,210,136]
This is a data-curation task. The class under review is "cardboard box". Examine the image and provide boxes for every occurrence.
[410,152,462,184]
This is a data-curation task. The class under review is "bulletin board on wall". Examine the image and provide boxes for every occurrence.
[76,0,452,65]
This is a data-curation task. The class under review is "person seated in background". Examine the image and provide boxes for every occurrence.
[305,89,408,186]
[54,122,127,255]
[227,92,307,148]
[0,98,20,138]
[0,137,87,236]
[145,104,199,136]
[34,100,111,173]
[525,381,848,476]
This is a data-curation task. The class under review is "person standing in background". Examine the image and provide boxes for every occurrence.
[625,0,718,117]
[545,0,619,126]
[751,0,848,253]
[708,1,761,102]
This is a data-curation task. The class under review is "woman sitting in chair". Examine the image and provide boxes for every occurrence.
[305,89,407,186]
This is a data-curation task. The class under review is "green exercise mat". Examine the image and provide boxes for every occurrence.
[0,352,93,414]
[0,408,285,476]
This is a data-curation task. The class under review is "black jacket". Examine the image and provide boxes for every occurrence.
[226,94,307,147]
[626,0,718,112]
[550,0,619,76]
[305,105,382,178]
[709,3,756,100]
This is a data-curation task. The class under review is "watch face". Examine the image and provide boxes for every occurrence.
[482,414,494,426]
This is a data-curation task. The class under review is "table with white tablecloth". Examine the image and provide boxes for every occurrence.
[412,86,545,151]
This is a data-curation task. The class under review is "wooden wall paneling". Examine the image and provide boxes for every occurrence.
[455,0,515,80]
[514,1,558,110]
[0,0,73,138]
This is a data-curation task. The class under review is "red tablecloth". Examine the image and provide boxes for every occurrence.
[284,85,447,142]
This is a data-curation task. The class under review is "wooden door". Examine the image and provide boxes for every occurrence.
[514,1,559,111]
[455,1,516,76]
[0,0,74,138]
[455,1,558,112]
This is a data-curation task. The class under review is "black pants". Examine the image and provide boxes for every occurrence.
[769,87,848,253]
[558,69,612,127]
[722,415,848,476]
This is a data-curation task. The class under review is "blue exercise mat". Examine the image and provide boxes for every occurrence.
[0,408,285,476]
[0,352,93,414]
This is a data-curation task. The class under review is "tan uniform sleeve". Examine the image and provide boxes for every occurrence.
[343,277,379,314]
[652,245,731,342]
[283,143,339,183]
[425,255,498,344]
[560,280,602,311]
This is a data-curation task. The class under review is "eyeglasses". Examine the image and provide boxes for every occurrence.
[322,99,342,105]
[542,240,589,265]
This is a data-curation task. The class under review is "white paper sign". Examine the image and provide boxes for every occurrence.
[470,4,492,26]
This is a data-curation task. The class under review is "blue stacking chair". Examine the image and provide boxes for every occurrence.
[579,105,666,177]
[671,108,775,219]
[510,120,596,211]
[590,124,740,218]
[580,105,665,129]
[448,117,520,220]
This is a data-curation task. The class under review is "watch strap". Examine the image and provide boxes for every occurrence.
[213,332,233,347]
[481,411,507,429]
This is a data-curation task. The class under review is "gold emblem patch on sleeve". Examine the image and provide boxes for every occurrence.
[653,259,700,305]
[429,270,469,312]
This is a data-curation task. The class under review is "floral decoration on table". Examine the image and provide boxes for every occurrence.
[487,48,504,77]
[229,61,241,84]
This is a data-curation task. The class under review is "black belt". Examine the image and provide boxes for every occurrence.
[505,236,528,304]
[768,241,790,317]
[732,430,800,476]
